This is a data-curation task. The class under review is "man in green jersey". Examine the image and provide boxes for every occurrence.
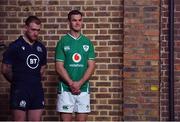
[55,10,95,121]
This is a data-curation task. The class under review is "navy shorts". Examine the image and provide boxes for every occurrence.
[10,84,44,111]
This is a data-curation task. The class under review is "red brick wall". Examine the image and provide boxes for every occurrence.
[174,0,180,120]
[160,0,169,120]
[0,0,123,121]
[123,0,160,120]
[2,0,177,121]
[160,0,180,120]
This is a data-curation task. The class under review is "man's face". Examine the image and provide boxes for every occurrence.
[25,22,41,41]
[69,14,82,32]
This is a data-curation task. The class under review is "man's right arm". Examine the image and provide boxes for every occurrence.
[55,61,80,94]
[1,63,13,83]
[55,61,73,85]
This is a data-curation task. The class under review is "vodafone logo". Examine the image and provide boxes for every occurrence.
[26,54,39,69]
[72,53,81,63]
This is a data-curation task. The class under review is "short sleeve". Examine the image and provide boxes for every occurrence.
[55,40,65,62]
[88,41,95,60]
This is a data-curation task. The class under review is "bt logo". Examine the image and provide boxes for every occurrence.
[26,54,40,69]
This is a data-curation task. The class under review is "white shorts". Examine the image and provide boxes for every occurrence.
[56,92,90,113]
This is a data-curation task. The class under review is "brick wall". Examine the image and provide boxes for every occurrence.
[123,0,160,120]
[160,0,180,120]
[2,0,178,121]
[160,0,169,120]
[0,0,123,121]
[174,0,180,120]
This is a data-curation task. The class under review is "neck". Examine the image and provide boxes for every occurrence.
[23,35,34,45]
[69,30,80,38]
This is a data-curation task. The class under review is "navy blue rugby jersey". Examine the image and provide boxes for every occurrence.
[2,36,47,84]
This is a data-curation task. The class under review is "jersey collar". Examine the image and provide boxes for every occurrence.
[20,36,38,46]
[68,33,82,40]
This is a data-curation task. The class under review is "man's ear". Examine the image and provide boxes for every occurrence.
[68,20,70,25]
[24,25,28,30]
[68,21,71,29]
[23,25,28,33]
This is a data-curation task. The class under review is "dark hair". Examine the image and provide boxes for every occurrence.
[68,10,83,21]
[25,16,41,26]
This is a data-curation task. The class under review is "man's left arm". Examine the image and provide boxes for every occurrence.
[73,60,95,90]
[40,45,47,79]
[40,65,46,78]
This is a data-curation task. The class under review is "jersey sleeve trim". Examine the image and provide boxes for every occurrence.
[88,58,95,60]
[56,59,64,62]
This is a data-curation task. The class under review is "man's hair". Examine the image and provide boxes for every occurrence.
[68,10,83,21]
[25,16,41,26]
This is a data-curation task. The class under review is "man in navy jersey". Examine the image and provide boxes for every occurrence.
[1,16,47,121]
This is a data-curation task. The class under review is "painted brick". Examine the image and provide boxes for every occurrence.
[18,1,32,6]
[69,1,84,5]
[160,0,169,120]
[6,30,21,34]
[96,93,111,98]
[48,1,59,5]
[96,82,111,87]
[123,0,160,121]
[174,0,180,120]
[6,18,21,23]
[95,1,111,5]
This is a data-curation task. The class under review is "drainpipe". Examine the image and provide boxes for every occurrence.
[168,0,174,120]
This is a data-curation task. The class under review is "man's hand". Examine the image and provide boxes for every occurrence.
[69,82,81,95]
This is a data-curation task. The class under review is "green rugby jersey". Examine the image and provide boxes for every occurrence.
[55,33,95,92]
